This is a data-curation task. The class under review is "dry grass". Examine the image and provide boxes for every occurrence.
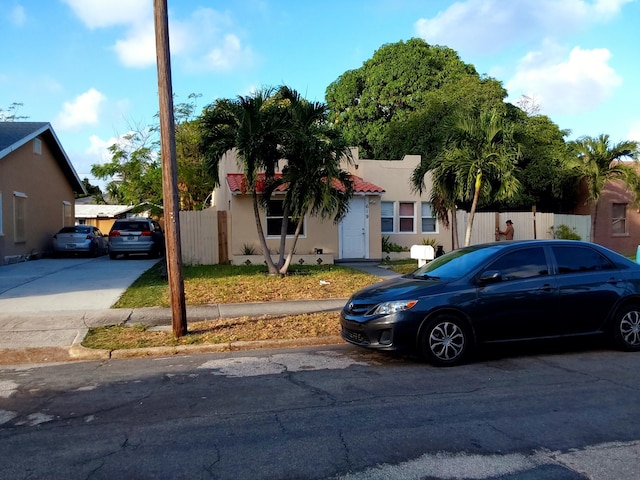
[85,262,401,351]
[114,263,382,308]
[83,312,341,350]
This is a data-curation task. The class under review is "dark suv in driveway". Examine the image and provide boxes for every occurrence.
[108,218,165,259]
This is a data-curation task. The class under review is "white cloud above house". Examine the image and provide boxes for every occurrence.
[62,1,255,71]
[414,0,631,118]
[61,0,150,29]
[506,45,622,115]
[414,0,632,56]
[54,88,106,131]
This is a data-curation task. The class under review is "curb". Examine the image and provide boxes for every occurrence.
[67,334,344,362]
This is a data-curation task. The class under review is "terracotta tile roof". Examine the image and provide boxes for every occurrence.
[226,173,384,194]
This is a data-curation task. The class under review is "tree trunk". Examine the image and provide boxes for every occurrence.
[280,216,305,275]
[253,192,278,274]
[464,173,482,247]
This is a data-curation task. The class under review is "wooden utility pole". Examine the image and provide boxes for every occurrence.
[153,0,187,337]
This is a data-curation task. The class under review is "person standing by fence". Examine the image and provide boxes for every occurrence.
[497,220,514,240]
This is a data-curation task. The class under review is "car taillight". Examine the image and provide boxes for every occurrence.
[110,230,121,236]
[141,231,152,236]
[86,235,93,240]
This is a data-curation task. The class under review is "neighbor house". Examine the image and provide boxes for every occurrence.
[211,148,452,264]
[0,122,85,264]
[573,177,640,256]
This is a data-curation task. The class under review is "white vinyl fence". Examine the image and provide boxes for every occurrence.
[455,211,591,245]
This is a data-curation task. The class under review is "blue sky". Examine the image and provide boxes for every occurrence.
[1,0,639,186]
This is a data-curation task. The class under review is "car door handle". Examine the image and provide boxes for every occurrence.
[537,284,555,292]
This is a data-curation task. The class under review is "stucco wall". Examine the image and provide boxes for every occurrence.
[0,138,76,262]
[347,154,454,253]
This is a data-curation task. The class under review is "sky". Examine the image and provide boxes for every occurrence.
[1,0,639,186]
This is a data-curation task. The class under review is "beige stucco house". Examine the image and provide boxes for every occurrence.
[212,148,452,264]
[0,122,85,264]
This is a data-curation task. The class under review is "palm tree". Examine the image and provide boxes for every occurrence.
[431,109,521,246]
[199,87,287,274]
[569,134,639,241]
[199,86,354,275]
[262,87,354,274]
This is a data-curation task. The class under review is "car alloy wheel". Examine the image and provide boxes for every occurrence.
[421,315,470,366]
[614,305,640,351]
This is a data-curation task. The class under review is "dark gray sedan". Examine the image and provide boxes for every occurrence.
[341,240,640,366]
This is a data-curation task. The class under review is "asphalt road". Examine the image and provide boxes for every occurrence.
[0,256,161,313]
[1,343,639,479]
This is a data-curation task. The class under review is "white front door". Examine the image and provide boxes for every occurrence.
[339,197,368,259]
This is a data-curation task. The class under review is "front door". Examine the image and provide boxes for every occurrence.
[340,197,368,259]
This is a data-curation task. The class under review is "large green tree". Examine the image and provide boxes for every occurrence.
[325,38,507,160]
[200,86,353,275]
[569,134,639,240]
[430,109,522,246]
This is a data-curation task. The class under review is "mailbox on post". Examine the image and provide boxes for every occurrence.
[410,244,435,268]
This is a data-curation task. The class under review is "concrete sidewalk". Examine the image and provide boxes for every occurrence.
[0,261,402,365]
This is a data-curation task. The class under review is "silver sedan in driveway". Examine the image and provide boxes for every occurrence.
[52,225,109,257]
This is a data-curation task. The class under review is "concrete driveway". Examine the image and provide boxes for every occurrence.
[0,256,161,313]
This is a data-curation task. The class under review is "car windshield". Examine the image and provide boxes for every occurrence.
[411,245,502,280]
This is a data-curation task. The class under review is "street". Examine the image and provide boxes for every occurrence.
[1,342,639,479]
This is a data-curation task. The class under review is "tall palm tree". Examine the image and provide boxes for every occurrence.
[199,86,354,275]
[569,134,639,241]
[431,109,521,246]
[262,86,354,274]
[199,87,288,274]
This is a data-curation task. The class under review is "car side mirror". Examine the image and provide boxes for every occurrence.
[479,270,502,284]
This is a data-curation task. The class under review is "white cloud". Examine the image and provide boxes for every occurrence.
[506,46,622,115]
[202,34,256,72]
[112,22,157,68]
[10,5,27,26]
[61,0,150,29]
[54,88,107,131]
[414,0,631,56]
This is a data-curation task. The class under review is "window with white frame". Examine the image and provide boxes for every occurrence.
[381,201,394,233]
[398,202,415,233]
[63,201,72,226]
[612,203,627,235]
[13,192,27,243]
[421,202,438,233]
[266,199,305,236]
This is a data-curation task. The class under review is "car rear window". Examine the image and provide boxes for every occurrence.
[113,221,151,231]
[60,226,91,234]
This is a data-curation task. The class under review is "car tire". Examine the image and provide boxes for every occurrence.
[612,304,640,352]
[420,314,471,367]
[109,252,118,260]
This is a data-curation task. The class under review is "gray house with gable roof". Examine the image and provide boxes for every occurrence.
[0,122,86,264]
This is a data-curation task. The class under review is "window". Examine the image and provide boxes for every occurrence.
[13,192,27,243]
[399,202,415,233]
[484,247,548,281]
[612,203,627,235]
[552,246,614,274]
[33,138,42,155]
[421,202,437,234]
[381,201,394,233]
[63,201,72,226]
[266,199,305,237]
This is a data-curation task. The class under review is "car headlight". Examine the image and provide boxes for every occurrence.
[369,300,418,316]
